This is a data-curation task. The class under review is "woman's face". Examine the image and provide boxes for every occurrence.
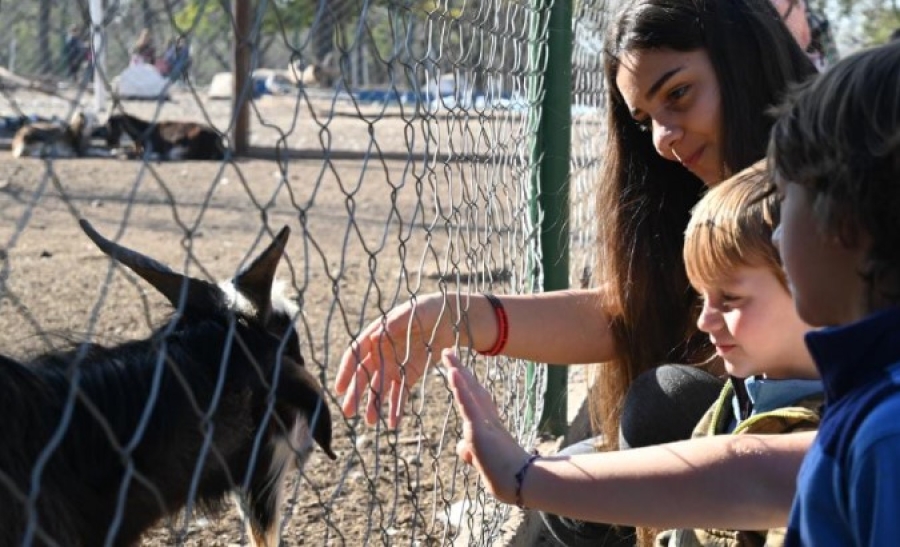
[615,48,724,186]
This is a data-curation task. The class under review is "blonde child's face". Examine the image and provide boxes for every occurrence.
[695,265,817,379]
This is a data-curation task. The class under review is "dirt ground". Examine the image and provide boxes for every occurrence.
[0,87,574,546]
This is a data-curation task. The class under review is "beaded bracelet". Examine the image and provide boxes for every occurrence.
[514,450,541,509]
[481,293,509,356]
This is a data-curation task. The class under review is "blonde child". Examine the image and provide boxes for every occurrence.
[656,161,821,546]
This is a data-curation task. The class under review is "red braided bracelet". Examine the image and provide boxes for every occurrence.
[481,293,508,356]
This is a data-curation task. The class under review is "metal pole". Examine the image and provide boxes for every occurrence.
[536,0,573,436]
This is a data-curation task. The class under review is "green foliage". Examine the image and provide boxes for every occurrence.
[172,1,231,40]
[172,0,316,40]
[858,0,900,45]
[809,0,899,47]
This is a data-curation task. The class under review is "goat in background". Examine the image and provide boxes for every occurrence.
[105,112,227,160]
[11,110,97,158]
[0,220,336,547]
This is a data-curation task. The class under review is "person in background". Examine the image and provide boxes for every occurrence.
[770,0,811,51]
[162,36,192,84]
[770,41,900,547]
[157,38,175,77]
[770,0,839,70]
[130,28,156,66]
[804,3,839,69]
[63,25,86,81]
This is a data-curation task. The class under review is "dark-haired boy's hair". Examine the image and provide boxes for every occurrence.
[770,41,900,303]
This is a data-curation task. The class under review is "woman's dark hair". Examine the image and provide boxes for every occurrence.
[770,41,900,307]
[591,0,817,447]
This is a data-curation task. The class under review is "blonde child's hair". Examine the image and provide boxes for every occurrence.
[684,159,786,291]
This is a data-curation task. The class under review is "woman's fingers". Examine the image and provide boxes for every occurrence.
[362,369,384,426]
[337,295,446,427]
[388,378,409,430]
[337,352,371,417]
[335,325,377,396]
[337,323,401,420]
[334,343,358,397]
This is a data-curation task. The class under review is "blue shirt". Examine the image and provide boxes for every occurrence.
[785,307,900,546]
[732,376,823,420]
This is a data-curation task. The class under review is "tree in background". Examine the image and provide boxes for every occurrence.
[174,0,318,60]
[809,0,900,48]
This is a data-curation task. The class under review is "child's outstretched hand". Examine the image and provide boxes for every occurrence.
[443,349,533,505]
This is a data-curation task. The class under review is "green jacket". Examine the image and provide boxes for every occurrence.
[655,380,823,547]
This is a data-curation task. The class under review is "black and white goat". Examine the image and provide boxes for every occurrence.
[11,110,95,158]
[0,221,336,547]
[105,112,227,160]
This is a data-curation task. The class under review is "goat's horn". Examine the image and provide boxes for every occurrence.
[79,219,211,309]
[234,226,291,320]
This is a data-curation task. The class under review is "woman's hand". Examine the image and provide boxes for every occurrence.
[335,292,456,428]
[444,350,531,505]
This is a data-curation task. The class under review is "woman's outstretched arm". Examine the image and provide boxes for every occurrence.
[335,288,614,427]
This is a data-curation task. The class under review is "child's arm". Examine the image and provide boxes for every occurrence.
[524,431,810,529]
[445,350,811,530]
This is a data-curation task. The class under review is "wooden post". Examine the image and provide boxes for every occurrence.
[232,0,251,156]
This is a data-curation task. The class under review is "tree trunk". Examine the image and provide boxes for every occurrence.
[141,0,155,32]
[39,0,51,75]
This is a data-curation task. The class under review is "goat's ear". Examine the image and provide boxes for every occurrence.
[79,219,219,310]
[278,364,337,460]
[234,226,290,320]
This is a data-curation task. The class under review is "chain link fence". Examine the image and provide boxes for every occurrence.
[0,0,610,544]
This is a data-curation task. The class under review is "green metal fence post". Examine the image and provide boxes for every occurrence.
[528,0,573,437]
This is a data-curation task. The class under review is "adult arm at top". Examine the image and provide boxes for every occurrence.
[335,289,614,428]
[445,350,810,530]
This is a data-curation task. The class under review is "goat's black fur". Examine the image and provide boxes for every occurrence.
[0,221,335,547]
[105,112,226,161]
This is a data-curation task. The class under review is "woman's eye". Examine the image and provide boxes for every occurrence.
[669,85,689,101]
[634,118,651,132]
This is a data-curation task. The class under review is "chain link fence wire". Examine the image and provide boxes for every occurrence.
[0,0,610,544]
